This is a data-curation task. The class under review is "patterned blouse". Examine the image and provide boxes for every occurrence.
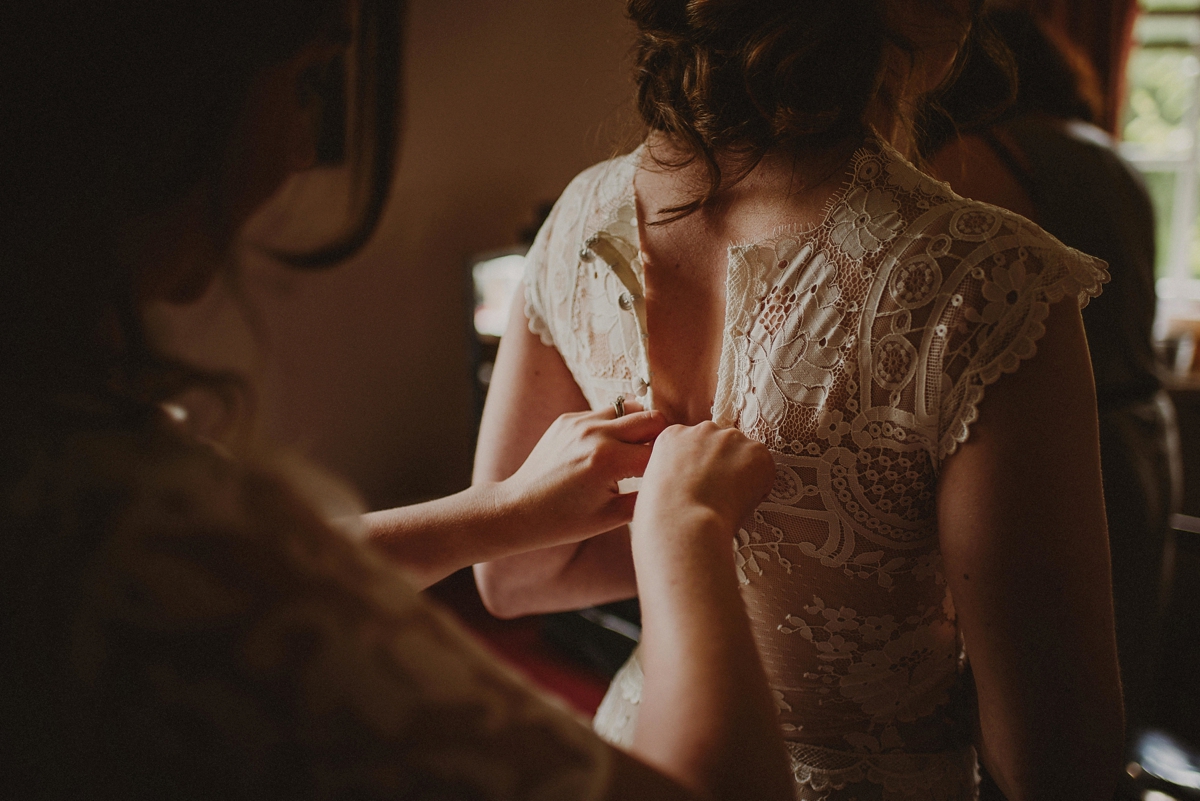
[1,421,610,799]
[522,135,1108,800]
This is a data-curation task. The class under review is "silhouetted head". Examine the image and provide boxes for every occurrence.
[922,8,1101,154]
[1,1,401,426]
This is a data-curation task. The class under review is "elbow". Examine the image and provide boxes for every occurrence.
[472,562,536,620]
[984,695,1125,801]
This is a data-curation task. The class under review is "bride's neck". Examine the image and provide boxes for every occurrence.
[639,131,862,222]
[865,102,920,162]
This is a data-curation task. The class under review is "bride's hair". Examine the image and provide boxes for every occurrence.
[0,1,402,432]
[627,0,1013,219]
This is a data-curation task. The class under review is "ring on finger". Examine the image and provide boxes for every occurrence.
[613,395,626,419]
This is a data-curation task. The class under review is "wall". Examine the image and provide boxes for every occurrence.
[159,0,639,509]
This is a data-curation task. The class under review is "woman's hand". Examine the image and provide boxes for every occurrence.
[634,421,775,542]
[498,403,667,544]
[363,403,665,591]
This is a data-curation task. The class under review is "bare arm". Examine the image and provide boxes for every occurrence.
[366,418,793,801]
[362,406,661,590]
[472,285,640,617]
[937,300,1124,800]
[624,422,792,801]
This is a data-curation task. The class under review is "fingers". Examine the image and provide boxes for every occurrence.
[607,491,639,522]
[606,409,668,443]
[606,440,655,481]
[561,405,666,443]
[617,398,645,416]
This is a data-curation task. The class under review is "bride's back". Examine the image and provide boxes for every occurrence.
[491,2,1125,798]
[636,140,858,425]
[621,0,977,426]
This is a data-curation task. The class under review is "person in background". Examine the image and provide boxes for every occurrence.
[928,7,1182,744]
[0,2,795,799]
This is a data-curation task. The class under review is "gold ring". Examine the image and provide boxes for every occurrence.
[613,395,626,418]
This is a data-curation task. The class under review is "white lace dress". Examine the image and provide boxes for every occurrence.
[522,136,1108,801]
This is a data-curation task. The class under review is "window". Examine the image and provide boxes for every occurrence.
[1122,0,1200,326]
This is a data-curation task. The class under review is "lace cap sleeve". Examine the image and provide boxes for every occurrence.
[523,201,560,347]
[522,154,642,352]
[933,210,1109,460]
[73,437,612,799]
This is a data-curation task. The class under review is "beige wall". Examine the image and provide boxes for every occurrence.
[196,0,638,508]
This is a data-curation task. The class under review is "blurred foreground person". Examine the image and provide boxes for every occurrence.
[929,8,1182,739]
[0,2,793,799]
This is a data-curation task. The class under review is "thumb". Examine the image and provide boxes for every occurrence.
[606,409,668,444]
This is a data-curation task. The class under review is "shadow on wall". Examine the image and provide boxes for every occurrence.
[152,0,641,509]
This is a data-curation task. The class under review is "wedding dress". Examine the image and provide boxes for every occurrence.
[523,135,1108,800]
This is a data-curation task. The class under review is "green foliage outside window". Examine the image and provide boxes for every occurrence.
[1124,48,1195,149]
[1123,9,1200,280]
[1141,0,1200,12]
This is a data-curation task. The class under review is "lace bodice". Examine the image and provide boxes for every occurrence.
[1,425,610,799]
[524,137,1108,800]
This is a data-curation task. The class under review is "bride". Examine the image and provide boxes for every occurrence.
[474,1,1124,798]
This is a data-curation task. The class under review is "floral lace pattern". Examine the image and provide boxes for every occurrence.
[524,136,1107,800]
[786,742,978,801]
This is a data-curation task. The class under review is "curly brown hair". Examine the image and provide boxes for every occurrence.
[627,0,1012,220]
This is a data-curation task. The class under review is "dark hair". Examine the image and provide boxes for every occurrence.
[921,9,1100,155]
[0,1,402,431]
[988,9,1102,124]
[627,0,1012,220]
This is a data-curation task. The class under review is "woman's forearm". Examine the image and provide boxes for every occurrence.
[363,482,638,599]
[365,405,663,591]
[632,506,792,801]
[362,481,537,589]
[473,529,637,618]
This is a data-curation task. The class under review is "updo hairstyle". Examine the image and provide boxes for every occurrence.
[627,0,1011,219]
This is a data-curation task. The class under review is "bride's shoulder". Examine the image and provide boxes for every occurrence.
[530,151,640,269]
[865,141,957,205]
[569,148,640,190]
[553,149,640,218]
[860,141,1094,272]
